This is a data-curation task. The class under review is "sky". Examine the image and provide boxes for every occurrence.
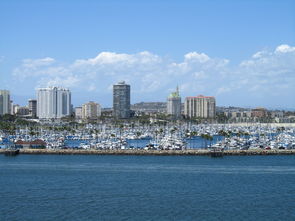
[0,0,295,109]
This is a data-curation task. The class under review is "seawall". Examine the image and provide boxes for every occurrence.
[1,149,295,156]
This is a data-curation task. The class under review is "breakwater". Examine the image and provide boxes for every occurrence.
[1,148,295,156]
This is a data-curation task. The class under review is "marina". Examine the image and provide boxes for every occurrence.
[1,123,295,155]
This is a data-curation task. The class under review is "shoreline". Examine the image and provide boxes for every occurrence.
[1,149,295,156]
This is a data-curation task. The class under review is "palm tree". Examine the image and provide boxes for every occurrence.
[201,134,213,148]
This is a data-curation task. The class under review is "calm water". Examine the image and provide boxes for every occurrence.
[1,155,295,221]
[65,135,224,149]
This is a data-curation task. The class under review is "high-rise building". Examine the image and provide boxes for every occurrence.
[37,87,72,119]
[167,86,181,118]
[113,81,130,119]
[184,95,216,118]
[28,99,37,118]
[82,101,101,119]
[0,90,10,115]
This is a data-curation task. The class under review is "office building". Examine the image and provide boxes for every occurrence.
[184,95,216,118]
[37,87,72,119]
[82,101,101,119]
[251,107,268,118]
[113,81,130,119]
[167,86,181,118]
[0,90,10,115]
[16,106,30,116]
[28,99,37,118]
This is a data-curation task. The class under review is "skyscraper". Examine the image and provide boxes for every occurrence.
[184,95,216,118]
[113,81,130,119]
[167,86,181,118]
[82,101,101,119]
[37,87,72,119]
[0,90,10,115]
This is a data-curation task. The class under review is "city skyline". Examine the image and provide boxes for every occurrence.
[1,2,295,221]
[1,0,294,109]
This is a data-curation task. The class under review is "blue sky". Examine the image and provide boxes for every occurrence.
[1,0,295,109]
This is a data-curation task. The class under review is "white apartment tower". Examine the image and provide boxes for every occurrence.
[184,95,216,118]
[37,87,72,119]
[167,86,181,118]
[0,90,11,115]
[82,101,101,119]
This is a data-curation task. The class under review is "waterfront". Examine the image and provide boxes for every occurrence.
[2,148,295,156]
[1,123,295,151]
[1,155,295,221]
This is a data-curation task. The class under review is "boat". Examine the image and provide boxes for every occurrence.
[4,149,20,156]
[210,148,223,157]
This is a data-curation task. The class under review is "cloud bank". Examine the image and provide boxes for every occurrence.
[12,44,295,108]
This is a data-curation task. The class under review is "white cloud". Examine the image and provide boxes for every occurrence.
[252,51,267,59]
[194,71,206,79]
[37,75,80,88]
[75,52,132,65]
[275,44,295,54]
[74,51,161,66]
[184,52,210,63]
[11,44,295,107]
[23,57,55,68]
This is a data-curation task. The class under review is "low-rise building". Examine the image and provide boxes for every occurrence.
[82,101,101,120]
[75,107,82,119]
[16,106,30,116]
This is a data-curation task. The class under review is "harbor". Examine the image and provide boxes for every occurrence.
[1,122,295,155]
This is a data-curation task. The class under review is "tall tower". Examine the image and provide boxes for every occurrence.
[167,86,181,118]
[0,90,10,115]
[113,81,130,119]
[37,87,72,119]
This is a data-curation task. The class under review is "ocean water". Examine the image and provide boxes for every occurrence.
[0,155,295,221]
